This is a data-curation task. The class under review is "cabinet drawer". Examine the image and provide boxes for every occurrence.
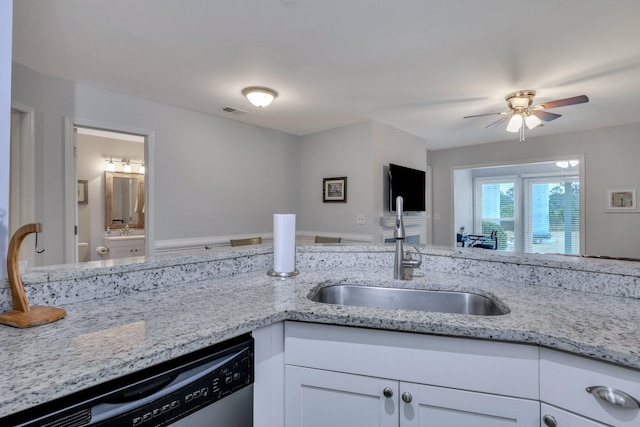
[540,348,640,426]
[284,322,539,399]
[541,403,608,427]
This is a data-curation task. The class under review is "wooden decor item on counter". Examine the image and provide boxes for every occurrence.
[0,223,66,328]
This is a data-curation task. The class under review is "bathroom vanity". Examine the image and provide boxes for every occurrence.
[102,235,146,259]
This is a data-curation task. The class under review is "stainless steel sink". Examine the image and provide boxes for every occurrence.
[309,284,507,316]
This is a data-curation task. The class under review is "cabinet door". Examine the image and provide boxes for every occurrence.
[108,245,135,259]
[285,366,397,427]
[132,242,145,256]
[400,382,539,427]
[541,404,609,427]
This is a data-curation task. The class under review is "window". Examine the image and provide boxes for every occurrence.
[458,158,583,255]
[475,180,516,251]
[523,176,580,255]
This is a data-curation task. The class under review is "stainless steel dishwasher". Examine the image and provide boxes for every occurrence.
[2,334,254,427]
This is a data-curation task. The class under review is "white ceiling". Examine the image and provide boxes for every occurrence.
[11,0,640,150]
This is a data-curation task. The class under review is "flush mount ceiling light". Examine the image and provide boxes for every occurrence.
[242,86,278,108]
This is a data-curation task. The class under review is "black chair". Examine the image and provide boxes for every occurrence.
[470,230,498,250]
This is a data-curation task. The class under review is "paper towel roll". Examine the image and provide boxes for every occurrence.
[273,214,296,274]
[96,246,109,255]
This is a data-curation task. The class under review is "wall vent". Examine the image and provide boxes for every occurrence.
[222,106,247,114]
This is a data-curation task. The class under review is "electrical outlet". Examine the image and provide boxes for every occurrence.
[356,214,366,225]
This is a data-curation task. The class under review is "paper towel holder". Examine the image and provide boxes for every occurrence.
[267,268,299,278]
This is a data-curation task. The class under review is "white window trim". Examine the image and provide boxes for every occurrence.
[522,174,580,254]
[474,176,519,251]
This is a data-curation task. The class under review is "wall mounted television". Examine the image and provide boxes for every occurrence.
[389,163,426,212]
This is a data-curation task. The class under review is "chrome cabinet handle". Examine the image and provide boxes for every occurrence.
[542,414,557,427]
[586,386,640,409]
[383,387,393,398]
[401,391,412,403]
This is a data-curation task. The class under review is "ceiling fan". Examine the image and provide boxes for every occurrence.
[463,90,589,141]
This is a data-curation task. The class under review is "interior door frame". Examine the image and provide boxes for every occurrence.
[10,102,36,267]
[63,117,155,263]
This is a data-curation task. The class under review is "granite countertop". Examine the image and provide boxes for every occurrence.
[2,260,640,418]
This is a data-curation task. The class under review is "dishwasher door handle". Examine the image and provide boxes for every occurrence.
[90,348,244,423]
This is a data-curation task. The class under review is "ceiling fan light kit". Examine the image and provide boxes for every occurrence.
[464,89,589,142]
[506,114,523,132]
[525,112,542,129]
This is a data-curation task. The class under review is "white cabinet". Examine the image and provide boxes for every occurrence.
[540,404,608,427]
[253,323,285,427]
[286,366,397,427]
[278,322,640,427]
[103,235,145,259]
[540,348,640,427]
[284,322,540,427]
[404,382,538,426]
[285,365,538,427]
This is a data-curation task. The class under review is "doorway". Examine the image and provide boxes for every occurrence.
[74,126,147,262]
[453,156,585,255]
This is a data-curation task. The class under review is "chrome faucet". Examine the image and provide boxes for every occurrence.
[120,224,131,236]
[393,196,423,280]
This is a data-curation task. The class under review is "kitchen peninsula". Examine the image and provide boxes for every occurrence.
[1,245,639,425]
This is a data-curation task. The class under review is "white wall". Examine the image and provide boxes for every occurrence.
[10,63,427,267]
[299,122,374,241]
[428,123,640,258]
[11,63,300,265]
[0,0,12,278]
[299,121,427,243]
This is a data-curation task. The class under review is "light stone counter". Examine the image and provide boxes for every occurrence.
[1,245,640,418]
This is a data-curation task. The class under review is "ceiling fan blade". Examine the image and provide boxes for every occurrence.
[485,116,509,129]
[463,111,508,119]
[532,110,562,122]
[533,95,589,110]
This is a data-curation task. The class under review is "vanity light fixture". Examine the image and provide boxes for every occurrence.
[104,157,145,173]
[106,158,116,172]
[242,86,278,107]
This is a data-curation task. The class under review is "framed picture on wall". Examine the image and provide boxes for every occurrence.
[606,189,636,212]
[78,180,88,205]
[323,177,347,203]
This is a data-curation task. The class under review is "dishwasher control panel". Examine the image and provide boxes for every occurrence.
[100,342,254,426]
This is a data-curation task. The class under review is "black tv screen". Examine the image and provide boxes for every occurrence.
[389,163,426,212]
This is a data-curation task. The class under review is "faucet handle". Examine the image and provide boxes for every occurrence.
[412,244,423,261]
[403,245,423,269]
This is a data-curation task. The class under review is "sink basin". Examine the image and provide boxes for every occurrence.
[309,285,507,316]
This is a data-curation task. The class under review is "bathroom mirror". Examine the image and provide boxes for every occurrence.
[105,171,145,230]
